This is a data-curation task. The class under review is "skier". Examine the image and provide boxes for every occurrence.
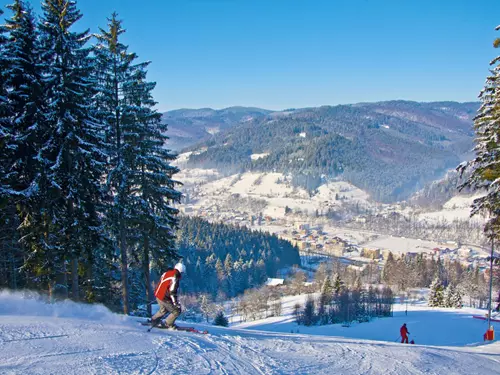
[400,323,410,343]
[150,262,186,329]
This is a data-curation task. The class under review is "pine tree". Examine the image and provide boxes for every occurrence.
[37,0,107,301]
[0,1,47,291]
[333,274,343,294]
[94,13,181,313]
[444,284,455,308]
[320,275,334,304]
[452,286,463,309]
[458,25,500,232]
[0,7,19,290]
[213,310,229,327]
[301,296,316,326]
[428,278,444,307]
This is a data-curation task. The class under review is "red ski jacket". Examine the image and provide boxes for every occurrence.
[154,269,182,303]
[400,325,409,337]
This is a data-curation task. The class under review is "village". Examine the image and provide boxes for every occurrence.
[179,199,493,278]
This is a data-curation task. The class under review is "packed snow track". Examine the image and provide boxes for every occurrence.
[1,316,500,375]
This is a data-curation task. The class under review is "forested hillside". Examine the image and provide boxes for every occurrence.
[176,216,301,298]
[184,101,478,202]
[162,107,271,150]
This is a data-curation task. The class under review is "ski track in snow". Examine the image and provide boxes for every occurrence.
[1,290,500,375]
[1,317,500,375]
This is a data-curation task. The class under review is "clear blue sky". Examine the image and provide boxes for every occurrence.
[3,0,500,111]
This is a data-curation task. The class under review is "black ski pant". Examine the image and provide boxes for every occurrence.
[152,297,181,326]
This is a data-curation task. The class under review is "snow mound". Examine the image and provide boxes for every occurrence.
[0,290,126,324]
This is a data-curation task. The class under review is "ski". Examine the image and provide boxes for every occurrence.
[139,321,208,334]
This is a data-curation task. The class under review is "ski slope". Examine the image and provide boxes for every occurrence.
[1,291,500,375]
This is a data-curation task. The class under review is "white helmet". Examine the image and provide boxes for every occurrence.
[174,262,186,274]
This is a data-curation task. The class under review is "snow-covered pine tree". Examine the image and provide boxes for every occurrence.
[37,0,107,301]
[94,14,181,314]
[2,1,47,287]
[317,275,333,324]
[0,8,10,176]
[0,7,19,289]
[3,0,44,197]
[458,25,500,233]
[428,277,444,307]
[333,274,343,294]
[444,284,455,308]
[452,286,463,308]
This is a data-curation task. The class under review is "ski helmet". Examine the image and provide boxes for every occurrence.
[174,262,186,274]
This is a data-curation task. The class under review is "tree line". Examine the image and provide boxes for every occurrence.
[0,1,180,315]
[176,216,301,300]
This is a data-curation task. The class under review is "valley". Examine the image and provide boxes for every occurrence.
[174,163,491,276]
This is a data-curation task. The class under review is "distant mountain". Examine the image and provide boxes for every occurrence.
[162,106,272,151]
[179,101,479,202]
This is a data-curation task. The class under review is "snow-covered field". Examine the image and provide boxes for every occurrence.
[418,194,487,224]
[174,167,372,218]
[1,291,500,375]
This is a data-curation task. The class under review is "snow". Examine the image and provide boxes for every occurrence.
[250,153,269,161]
[265,278,285,286]
[418,194,487,224]
[1,290,500,374]
[232,293,499,347]
[175,151,192,164]
[175,170,372,219]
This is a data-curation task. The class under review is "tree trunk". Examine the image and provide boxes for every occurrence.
[71,257,79,301]
[61,259,68,299]
[48,279,56,303]
[85,248,94,302]
[120,221,129,315]
[143,236,153,317]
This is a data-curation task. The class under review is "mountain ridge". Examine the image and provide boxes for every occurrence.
[163,101,479,202]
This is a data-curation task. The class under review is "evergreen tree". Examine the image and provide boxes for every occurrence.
[2,0,44,202]
[444,284,455,308]
[320,275,334,304]
[428,278,444,307]
[213,310,229,327]
[452,286,463,309]
[382,252,396,285]
[301,296,316,326]
[0,7,18,290]
[458,25,500,233]
[1,1,43,291]
[318,275,333,324]
[33,0,107,301]
[333,274,343,294]
[94,13,181,313]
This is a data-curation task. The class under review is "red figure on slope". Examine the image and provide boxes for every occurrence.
[400,323,410,344]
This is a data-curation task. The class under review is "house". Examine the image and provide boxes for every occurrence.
[362,248,381,260]
[266,278,285,287]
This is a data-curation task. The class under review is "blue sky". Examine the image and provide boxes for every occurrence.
[3,0,500,111]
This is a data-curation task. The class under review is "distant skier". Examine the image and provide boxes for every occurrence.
[150,262,186,329]
[400,323,410,344]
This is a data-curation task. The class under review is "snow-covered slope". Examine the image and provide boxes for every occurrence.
[1,291,500,374]
[175,167,372,218]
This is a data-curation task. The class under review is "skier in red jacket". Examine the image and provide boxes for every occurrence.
[400,323,410,343]
[151,262,186,329]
